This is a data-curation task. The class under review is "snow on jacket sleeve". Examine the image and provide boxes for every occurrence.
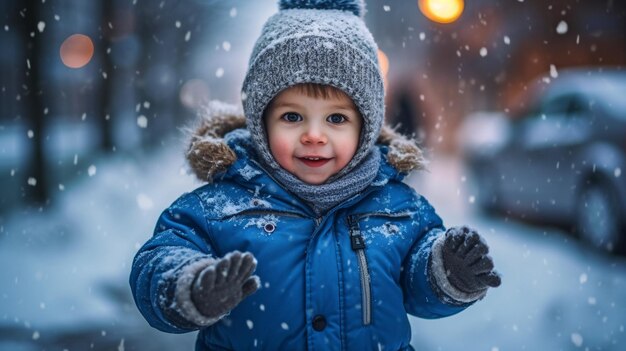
[130,191,217,333]
[400,195,472,319]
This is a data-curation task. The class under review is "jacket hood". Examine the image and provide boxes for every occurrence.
[186,101,426,183]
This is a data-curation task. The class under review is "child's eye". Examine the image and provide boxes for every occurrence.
[327,114,347,124]
[281,112,302,122]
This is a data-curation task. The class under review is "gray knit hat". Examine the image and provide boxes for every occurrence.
[242,0,385,178]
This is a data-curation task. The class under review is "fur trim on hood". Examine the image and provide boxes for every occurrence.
[186,101,426,182]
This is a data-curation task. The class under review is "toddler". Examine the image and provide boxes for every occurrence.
[130,1,501,350]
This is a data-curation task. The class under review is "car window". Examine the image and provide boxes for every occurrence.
[516,92,592,149]
[542,94,590,118]
[566,96,589,115]
[542,95,571,115]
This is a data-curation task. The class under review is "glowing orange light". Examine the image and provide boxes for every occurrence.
[60,34,94,68]
[418,0,464,24]
[377,49,389,79]
[180,79,210,110]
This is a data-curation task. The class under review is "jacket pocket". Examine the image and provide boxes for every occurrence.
[347,212,412,326]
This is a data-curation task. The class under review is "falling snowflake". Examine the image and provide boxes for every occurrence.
[137,194,154,210]
[549,64,558,78]
[88,165,97,177]
[216,68,224,78]
[556,21,568,34]
[137,115,148,128]
[479,47,488,57]
[587,297,596,305]
[37,21,45,32]
[571,333,583,347]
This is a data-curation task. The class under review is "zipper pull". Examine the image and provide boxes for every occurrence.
[351,235,366,250]
[347,216,366,250]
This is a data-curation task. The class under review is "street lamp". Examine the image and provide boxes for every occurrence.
[418,0,464,24]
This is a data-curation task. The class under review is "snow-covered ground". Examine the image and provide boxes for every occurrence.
[1,141,625,350]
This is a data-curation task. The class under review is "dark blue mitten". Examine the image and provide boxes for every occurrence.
[191,251,260,319]
[430,226,500,303]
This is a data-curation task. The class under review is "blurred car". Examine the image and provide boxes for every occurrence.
[463,68,626,254]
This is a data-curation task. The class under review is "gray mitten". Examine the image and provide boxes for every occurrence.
[441,226,501,295]
[191,251,260,319]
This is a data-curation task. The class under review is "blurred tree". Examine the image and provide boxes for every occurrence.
[23,0,48,204]
[387,83,420,139]
[135,2,182,148]
[98,0,115,153]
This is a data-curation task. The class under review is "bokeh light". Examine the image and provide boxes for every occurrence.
[418,0,464,24]
[180,79,210,110]
[378,49,389,79]
[60,34,94,68]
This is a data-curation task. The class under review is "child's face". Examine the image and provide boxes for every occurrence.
[265,86,362,185]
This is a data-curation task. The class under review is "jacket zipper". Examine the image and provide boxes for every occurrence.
[347,212,413,326]
[225,209,324,230]
[223,209,307,220]
[347,215,371,325]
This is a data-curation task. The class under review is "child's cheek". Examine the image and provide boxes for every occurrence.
[337,136,358,159]
[269,137,294,168]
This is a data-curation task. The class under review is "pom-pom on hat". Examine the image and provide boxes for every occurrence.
[279,0,366,17]
[242,0,384,179]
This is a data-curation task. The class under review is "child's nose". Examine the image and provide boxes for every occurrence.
[301,124,327,145]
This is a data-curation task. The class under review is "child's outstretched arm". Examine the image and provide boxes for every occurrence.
[400,197,500,319]
[129,192,259,333]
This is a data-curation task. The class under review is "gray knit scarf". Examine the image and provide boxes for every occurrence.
[265,147,381,216]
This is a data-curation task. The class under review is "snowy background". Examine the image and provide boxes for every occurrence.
[2,0,626,350]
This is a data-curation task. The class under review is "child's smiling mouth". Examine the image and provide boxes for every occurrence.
[297,156,331,167]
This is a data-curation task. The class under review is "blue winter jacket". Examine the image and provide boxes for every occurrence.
[130,128,468,350]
